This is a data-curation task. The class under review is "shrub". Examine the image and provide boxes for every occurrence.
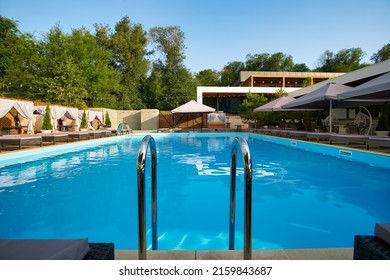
[41,105,53,130]
[80,111,88,129]
[104,111,112,127]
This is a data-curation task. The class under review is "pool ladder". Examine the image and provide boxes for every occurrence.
[229,137,253,260]
[137,135,158,260]
[136,135,253,260]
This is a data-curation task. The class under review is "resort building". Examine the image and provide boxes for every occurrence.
[197,71,343,113]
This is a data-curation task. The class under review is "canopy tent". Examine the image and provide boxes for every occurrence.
[0,97,34,133]
[253,96,297,112]
[78,110,103,129]
[171,100,215,130]
[337,71,390,102]
[171,100,215,113]
[283,83,353,132]
[34,103,80,131]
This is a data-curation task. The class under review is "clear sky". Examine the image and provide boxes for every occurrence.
[1,0,390,73]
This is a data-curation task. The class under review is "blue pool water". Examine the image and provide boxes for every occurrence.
[0,133,389,250]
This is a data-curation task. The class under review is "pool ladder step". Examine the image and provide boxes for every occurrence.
[136,135,253,260]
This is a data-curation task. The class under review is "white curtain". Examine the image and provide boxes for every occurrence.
[35,105,80,131]
[1,98,34,133]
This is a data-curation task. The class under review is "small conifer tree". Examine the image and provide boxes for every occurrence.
[41,105,53,131]
[80,111,88,129]
[104,111,112,128]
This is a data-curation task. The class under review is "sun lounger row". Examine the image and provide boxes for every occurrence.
[253,129,390,150]
[0,129,120,152]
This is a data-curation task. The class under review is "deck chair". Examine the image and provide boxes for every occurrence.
[322,116,339,132]
[351,111,371,135]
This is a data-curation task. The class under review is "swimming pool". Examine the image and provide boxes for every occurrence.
[0,133,389,250]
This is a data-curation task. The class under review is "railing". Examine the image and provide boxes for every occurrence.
[137,135,158,260]
[229,136,253,260]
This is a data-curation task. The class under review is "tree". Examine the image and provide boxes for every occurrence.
[41,105,53,131]
[0,16,41,100]
[220,61,244,86]
[240,91,269,120]
[95,16,149,110]
[148,26,196,110]
[245,52,294,71]
[315,48,368,72]
[274,88,288,98]
[371,43,390,63]
[195,69,221,86]
[80,111,88,129]
[104,111,112,128]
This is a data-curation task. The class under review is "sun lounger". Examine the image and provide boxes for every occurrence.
[0,135,43,151]
[88,130,103,139]
[329,134,369,147]
[287,131,308,139]
[366,137,390,150]
[38,132,69,145]
[0,239,114,260]
[306,132,332,142]
[67,131,90,141]
[99,129,113,137]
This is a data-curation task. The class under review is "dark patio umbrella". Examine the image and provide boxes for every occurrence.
[283,83,353,132]
[337,71,390,102]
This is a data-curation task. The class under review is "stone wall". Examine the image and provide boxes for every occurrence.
[89,108,160,130]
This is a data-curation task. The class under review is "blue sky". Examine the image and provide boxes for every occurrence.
[1,0,390,73]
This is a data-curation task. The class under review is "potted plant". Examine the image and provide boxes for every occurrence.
[80,111,88,131]
[375,105,389,136]
[41,105,53,133]
[104,111,112,129]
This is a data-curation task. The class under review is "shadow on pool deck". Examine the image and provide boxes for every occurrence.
[115,248,353,260]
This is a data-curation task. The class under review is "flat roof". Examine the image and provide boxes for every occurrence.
[289,59,390,97]
[240,71,344,82]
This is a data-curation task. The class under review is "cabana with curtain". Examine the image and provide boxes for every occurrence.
[34,102,80,132]
[78,110,103,130]
[0,97,34,134]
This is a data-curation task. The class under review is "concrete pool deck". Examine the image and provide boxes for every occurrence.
[115,248,353,260]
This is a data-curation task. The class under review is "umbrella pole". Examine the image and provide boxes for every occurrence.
[329,100,333,133]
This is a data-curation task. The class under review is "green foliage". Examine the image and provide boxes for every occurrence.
[274,88,288,98]
[1,15,389,113]
[371,43,390,63]
[245,52,295,71]
[41,105,53,130]
[147,26,196,110]
[195,69,221,86]
[315,48,368,72]
[302,77,313,88]
[376,105,390,131]
[80,111,88,129]
[104,111,112,127]
[240,91,269,119]
[220,61,245,86]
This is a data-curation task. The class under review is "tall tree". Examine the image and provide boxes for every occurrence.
[315,48,368,72]
[371,43,390,63]
[148,26,196,110]
[95,16,149,109]
[0,16,40,99]
[195,69,221,86]
[245,52,295,71]
[220,61,244,86]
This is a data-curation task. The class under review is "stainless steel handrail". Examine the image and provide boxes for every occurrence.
[137,135,158,260]
[229,136,252,260]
